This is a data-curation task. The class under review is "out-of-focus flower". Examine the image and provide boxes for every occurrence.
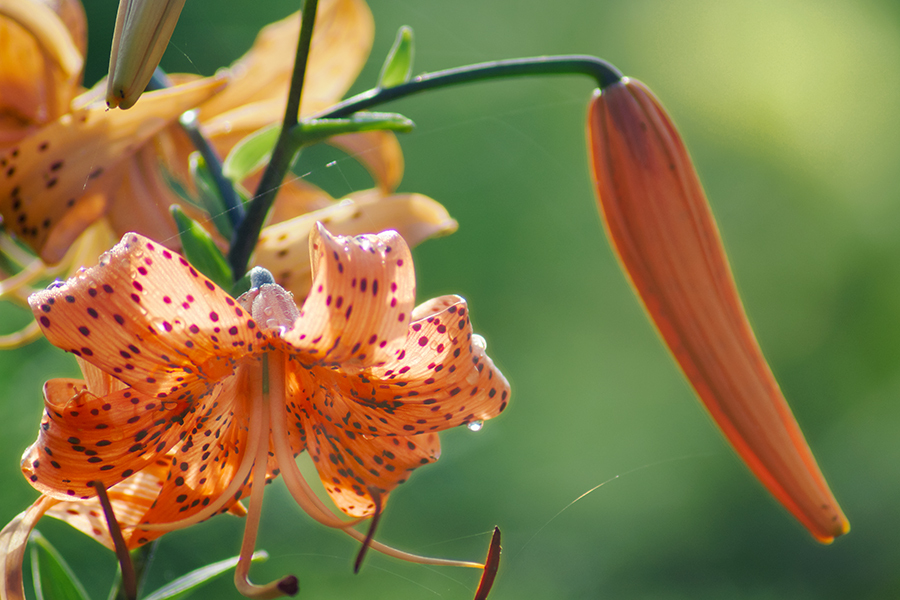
[20,226,509,596]
[1,0,457,343]
[586,77,849,543]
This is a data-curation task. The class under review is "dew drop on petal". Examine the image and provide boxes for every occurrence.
[467,420,484,432]
[98,251,112,267]
[472,334,487,350]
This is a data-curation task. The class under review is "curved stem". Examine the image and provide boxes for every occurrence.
[227,52,621,280]
[320,55,622,119]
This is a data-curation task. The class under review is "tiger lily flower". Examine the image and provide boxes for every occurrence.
[587,77,849,542]
[21,225,509,597]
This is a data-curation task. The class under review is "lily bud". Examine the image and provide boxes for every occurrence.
[106,0,187,109]
[587,78,849,543]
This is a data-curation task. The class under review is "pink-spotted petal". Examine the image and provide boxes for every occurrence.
[283,224,415,369]
[21,378,190,500]
[306,418,440,517]
[136,359,271,529]
[255,191,456,300]
[28,233,264,401]
[0,76,226,263]
[305,296,510,437]
[44,458,170,550]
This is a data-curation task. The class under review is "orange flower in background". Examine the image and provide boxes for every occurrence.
[587,77,849,543]
[0,0,458,342]
[20,225,508,596]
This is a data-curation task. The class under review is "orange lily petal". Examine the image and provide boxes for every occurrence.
[328,131,404,193]
[306,419,440,517]
[44,458,170,550]
[255,190,457,299]
[21,378,190,499]
[587,78,848,542]
[1,495,56,600]
[314,295,510,436]
[0,75,227,263]
[135,363,267,530]
[28,232,263,401]
[282,224,415,368]
[0,0,84,139]
[197,0,373,122]
[104,143,181,246]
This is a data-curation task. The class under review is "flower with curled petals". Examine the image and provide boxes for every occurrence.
[22,225,509,597]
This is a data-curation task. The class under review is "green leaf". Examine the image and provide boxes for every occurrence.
[170,206,233,289]
[378,26,414,89]
[292,112,415,147]
[222,124,280,185]
[29,531,91,600]
[189,152,233,240]
[142,551,269,600]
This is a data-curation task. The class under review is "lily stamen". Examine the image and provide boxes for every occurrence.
[235,355,298,599]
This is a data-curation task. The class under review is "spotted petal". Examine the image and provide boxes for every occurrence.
[44,458,170,550]
[306,419,440,517]
[21,378,190,499]
[304,295,510,437]
[28,233,264,402]
[255,191,457,299]
[0,76,227,263]
[282,224,415,368]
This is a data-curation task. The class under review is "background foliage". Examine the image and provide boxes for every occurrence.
[3,0,899,598]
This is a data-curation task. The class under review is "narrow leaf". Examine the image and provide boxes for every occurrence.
[222,124,280,185]
[378,26,414,89]
[170,206,233,289]
[188,152,233,240]
[293,113,414,147]
[142,551,269,600]
[29,531,90,600]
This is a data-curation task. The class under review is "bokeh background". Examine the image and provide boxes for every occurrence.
[3,0,900,598]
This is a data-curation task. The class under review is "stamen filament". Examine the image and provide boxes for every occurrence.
[235,352,298,598]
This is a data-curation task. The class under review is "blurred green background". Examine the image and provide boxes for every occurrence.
[3,0,900,598]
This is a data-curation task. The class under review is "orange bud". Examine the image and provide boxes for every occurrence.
[587,78,849,543]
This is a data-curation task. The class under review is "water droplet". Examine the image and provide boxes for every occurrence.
[98,251,112,266]
[467,420,484,432]
[326,160,337,167]
[471,334,487,350]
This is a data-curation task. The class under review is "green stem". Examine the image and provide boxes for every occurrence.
[148,70,245,229]
[226,53,621,280]
[228,0,319,280]
[320,55,622,119]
